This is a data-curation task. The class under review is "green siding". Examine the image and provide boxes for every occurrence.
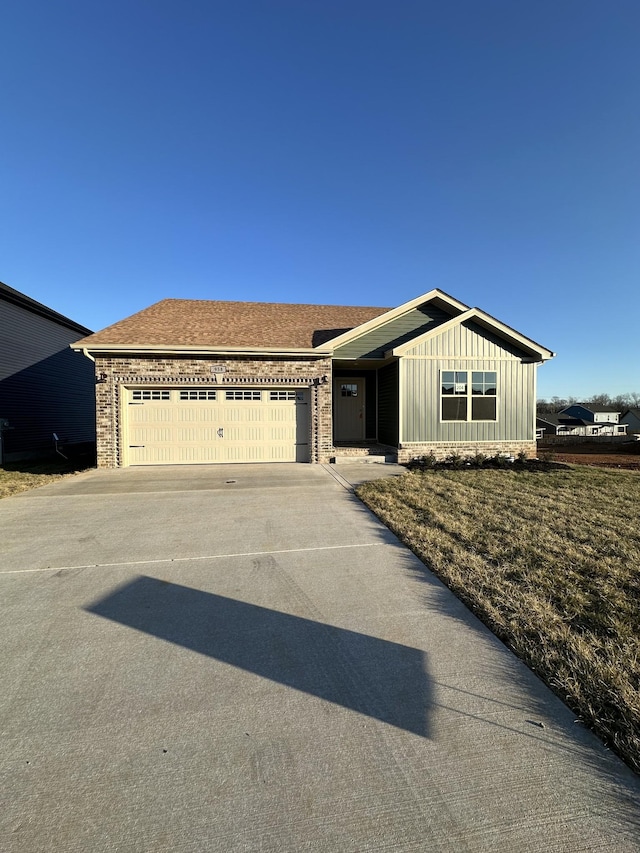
[404,319,528,359]
[400,323,536,443]
[378,362,399,446]
[334,305,454,360]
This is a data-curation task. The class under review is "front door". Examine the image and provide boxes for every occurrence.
[333,378,365,441]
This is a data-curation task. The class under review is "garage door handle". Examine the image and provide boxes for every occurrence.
[217,428,224,438]
[129,445,145,448]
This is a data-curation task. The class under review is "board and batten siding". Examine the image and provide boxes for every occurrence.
[377,362,399,446]
[400,321,536,443]
[0,298,96,458]
[333,305,455,360]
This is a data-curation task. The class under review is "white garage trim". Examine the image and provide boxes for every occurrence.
[121,386,310,466]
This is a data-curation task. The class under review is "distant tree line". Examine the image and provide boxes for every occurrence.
[537,393,640,414]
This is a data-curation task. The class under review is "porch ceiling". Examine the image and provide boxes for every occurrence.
[332,357,396,370]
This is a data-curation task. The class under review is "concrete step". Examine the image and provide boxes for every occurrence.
[331,454,397,465]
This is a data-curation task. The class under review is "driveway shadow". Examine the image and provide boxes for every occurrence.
[86,575,430,737]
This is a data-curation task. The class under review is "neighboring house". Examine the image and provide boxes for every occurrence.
[557,404,627,436]
[72,289,554,468]
[535,413,622,437]
[536,413,585,436]
[621,409,640,435]
[0,281,96,462]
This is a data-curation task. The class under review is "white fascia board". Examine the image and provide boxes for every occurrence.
[71,344,332,357]
[389,308,555,361]
[318,289,470,351]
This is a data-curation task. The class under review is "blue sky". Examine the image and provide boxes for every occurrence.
[1,1,638,400]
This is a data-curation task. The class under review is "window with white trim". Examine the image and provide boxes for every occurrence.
[441,371,497,422]
[225,390,261,401]
[269,391,297,400]
[179,390,217,400]
[132,390,170,401]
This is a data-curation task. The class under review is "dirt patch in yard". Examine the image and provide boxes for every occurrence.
[538,442,640,471]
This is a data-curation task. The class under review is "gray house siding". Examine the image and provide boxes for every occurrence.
[378,362,399,446]
[0,292,96,460]
[333,305,455,360]
[621,410,640,434]
[400,322,536,443]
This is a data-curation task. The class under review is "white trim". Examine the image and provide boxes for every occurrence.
[439,369,499,424]
[73,344,331,357]
[398,359,404,444]
[399,355,530,362]
[389,308,555,362]
[533,364,539,441]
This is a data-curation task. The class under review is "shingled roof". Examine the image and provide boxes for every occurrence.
[74,299,390,350]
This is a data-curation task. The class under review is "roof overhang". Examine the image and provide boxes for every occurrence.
[388,308,555,362]
[318,288,469,351]
[2,280,93,336]
[72,343,332,358]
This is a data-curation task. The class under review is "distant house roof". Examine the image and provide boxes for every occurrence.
[73,299,389,351]
[0,280,92,336]
[537,414,588,428]
[567,403,621,413]
[622,408,640,419]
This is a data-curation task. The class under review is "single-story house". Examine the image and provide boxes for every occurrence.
[0,281,96,463]
[536,413,583,436]
[621,409,640,435]
[72,289,554,468]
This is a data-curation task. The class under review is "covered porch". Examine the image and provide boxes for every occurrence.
[332,361,399,453]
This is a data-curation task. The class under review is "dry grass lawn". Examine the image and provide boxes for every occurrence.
[0,460,90,499]
[357,465,640,773]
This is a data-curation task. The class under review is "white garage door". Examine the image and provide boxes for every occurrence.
[124,388,310,465]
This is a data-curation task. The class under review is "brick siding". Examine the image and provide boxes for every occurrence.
[94,354,333,468]
[396,440,537,464]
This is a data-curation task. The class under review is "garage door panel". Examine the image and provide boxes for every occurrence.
[178,406,221,422]
[125,388,309,465]
[176,427,220,442]
[130,427,173,443]
[177,445,224,463]
[129,446,174,465]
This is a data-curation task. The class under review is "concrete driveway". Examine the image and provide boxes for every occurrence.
[1,464,639,852]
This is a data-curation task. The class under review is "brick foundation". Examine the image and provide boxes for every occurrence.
[396,440,537,464]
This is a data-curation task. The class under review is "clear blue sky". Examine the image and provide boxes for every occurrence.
[2,1,638,400]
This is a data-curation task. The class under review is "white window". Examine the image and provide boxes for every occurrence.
[225,390,262,401]
[269,391,297,400]
[441,371,497,422]
[179,390,217,400]
[132,390,170,401]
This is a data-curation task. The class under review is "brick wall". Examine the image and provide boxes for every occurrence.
[396,440,537,464]
[94,354,333,467]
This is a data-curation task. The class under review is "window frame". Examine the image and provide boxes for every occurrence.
[440,369,498,423]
